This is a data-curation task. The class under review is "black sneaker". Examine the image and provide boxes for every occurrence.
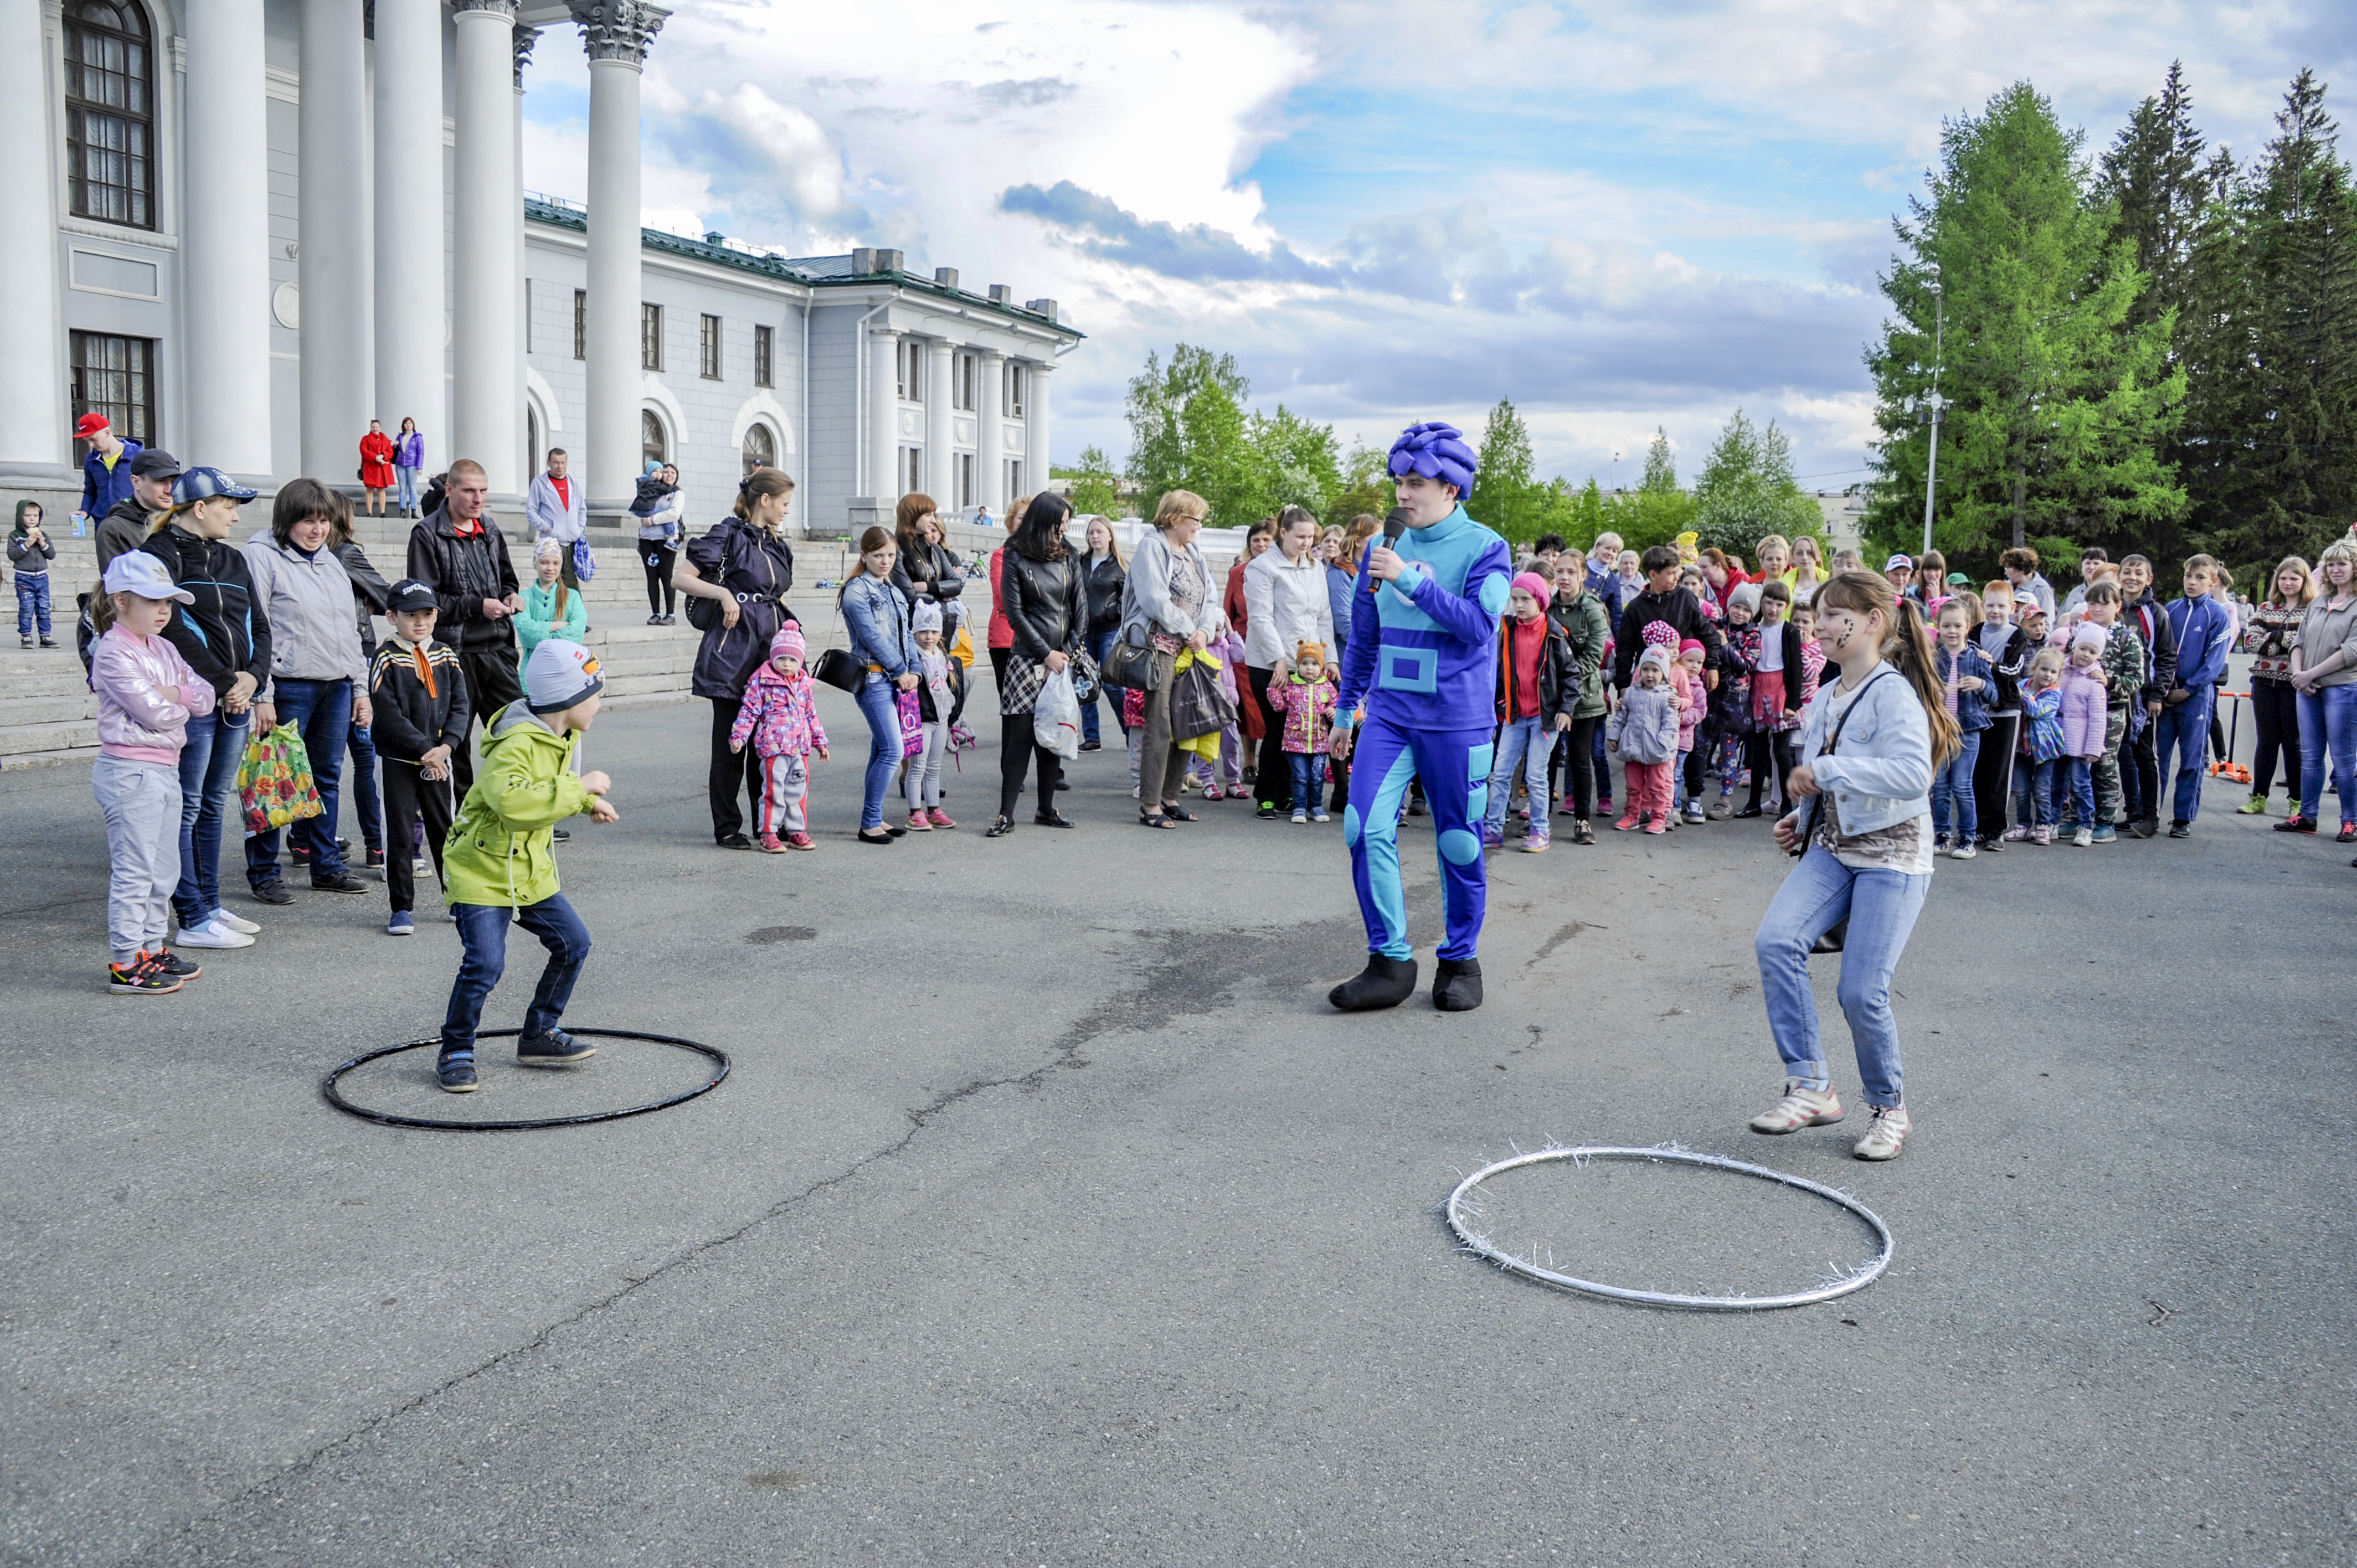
[437,1050,479,1093]
[250,879,296,906]
[516,1028,596,1066]
[717,832,753,850]
[2168,820,2190,838]
[364,848,387,873]
[552,827,571,843]
[310,870,371,894]
[150,948,203,982]
[107,953,182,995]
[1079,739,1102,752]
[1258,804,1278,819]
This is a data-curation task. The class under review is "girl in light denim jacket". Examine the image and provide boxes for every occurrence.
[840,525,920,844]
[1752,572,1957,1163]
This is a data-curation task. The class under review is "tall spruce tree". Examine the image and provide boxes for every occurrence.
[2179,70,2357,572]
[2095,61,2206,341]
[1864,82,2185,575]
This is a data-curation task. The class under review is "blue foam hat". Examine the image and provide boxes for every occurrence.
[1387,422,1478,495]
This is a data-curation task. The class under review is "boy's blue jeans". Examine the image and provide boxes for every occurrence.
[16,574,52,638]
[1484,715,1552,833]
[174,708,249,929]
[1929,729,1980,842]
[1753,844,1930,1110]
[1287,751,1328,811]
[2154,687,2215,823]
[442,894,591,1056]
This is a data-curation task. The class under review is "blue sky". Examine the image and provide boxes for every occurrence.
[519,1,2357,496]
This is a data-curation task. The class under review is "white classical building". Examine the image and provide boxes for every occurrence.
[0,0,1082,539]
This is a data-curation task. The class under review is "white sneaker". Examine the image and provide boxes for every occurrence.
[1854,1103,1911,1160]
[176,916,255,949]
[1684,802,1706,824]
[213,910,261,935]
[411,856,430,875]
[2073,827,2094,847]
[1290,811,1308,824]
[1749,1080,1845,1133]
[1949,842,1977,859]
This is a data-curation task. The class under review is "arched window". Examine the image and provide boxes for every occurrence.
[641,409,667,468]
[742,421,775,476]
[64,2,155,229]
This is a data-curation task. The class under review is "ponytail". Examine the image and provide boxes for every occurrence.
[734,466,796,524]
[90,582,119,639]
[1890,597,1961,769]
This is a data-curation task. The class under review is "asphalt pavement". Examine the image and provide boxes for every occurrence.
[4,692,2354,1566]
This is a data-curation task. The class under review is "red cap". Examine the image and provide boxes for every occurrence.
[74,412,111,439]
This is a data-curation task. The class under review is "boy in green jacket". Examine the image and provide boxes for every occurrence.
[437,639,620,1092]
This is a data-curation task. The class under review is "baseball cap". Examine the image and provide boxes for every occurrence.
[172,466,259,506]
[1948,571,1973,586]
[101,551,195,605]
[385,579,440,615]
[74,411,111,439]
[1884,554,1914,572]
[130,447,181,481]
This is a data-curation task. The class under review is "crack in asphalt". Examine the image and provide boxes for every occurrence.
[122,926,1293,1565]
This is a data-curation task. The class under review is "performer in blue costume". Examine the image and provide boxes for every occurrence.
[1328,421,1514,1012]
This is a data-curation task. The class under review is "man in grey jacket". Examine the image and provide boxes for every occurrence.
[525,448,588,587]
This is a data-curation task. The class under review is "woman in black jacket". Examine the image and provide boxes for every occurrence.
[1077,516,1128,751]
[989,494,1086,838]
[676,468,800,849]
[890,494,965,643]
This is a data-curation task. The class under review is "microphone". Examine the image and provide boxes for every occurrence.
[1382,507,1411,548]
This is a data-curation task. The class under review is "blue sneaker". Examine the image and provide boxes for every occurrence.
[2091,823,2118,844]
[436,1050,478,1093]
[516,1028,595,1067]
[387,911,414,936]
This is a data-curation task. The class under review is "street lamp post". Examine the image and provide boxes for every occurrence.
[1918,269,1944,558]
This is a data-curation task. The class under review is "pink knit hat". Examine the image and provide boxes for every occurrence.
[1679,638,1705,657]
[1511,571,1551,604]
[770,625,806,662]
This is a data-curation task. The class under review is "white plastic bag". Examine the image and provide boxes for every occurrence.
[1033,668,1082,761]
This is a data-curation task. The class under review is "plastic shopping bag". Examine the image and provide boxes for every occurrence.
[1169,649,1237,743]
[236,722,323,838]
[896,687,925,759]
[1033,668,1082,761]
[572,537,598,583]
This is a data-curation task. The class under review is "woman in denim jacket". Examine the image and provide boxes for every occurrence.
[1752,572,1958,1163]
[840,525,919,845]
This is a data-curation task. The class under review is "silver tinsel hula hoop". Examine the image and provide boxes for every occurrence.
[1445,1143,1893,1311]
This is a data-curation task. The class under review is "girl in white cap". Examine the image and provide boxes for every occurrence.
[89,553,215,994]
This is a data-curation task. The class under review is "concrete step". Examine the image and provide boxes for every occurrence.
[1,693,97,726]
[0,716,97,760]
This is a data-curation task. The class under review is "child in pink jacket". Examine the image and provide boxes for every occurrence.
[2056,622,2109,844]
[89,553,214,993]
[728,626,829,852]
[1269,640,1339,824]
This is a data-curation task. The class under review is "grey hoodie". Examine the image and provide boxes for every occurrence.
[241,528,369,695]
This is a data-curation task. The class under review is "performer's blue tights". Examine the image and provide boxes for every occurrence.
[1342,714,1493,962]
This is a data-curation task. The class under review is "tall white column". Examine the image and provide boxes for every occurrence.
[1025,362,1053,504]
[373,0,444,477]
[977,350,1004,513]
[574,1,668,518]
[0,0,65,475]
[513,24,535,485]
[300,0,371,481]
[925,339,954,501]
[184,0,274,478]
[868,328,900,507]
[452,1,519,494]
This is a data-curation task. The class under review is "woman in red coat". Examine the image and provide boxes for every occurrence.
[358,420,397,517]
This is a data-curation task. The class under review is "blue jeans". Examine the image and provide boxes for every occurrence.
[2016,758,2057,827]
[245,678,353,884]
[347,718,385,855]
[442,893,591,1055]
[1288,751,1328,811]
[395,466,420,512]
[856,673,899,832]
[2296,683,2357,825]
[173,708,250,929]
[1483,715,1553,834]
[16,574,53,638]
[2153,687,2215,823]
[2061,757,2096,827]
[1753,844,1930,1110]
[1083,626,1126,744]
[1929,728,1980,842]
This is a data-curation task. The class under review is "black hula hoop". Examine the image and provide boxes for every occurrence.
[322,1028,730,1132]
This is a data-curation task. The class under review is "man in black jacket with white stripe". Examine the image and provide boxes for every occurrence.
[405,458,522,795]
